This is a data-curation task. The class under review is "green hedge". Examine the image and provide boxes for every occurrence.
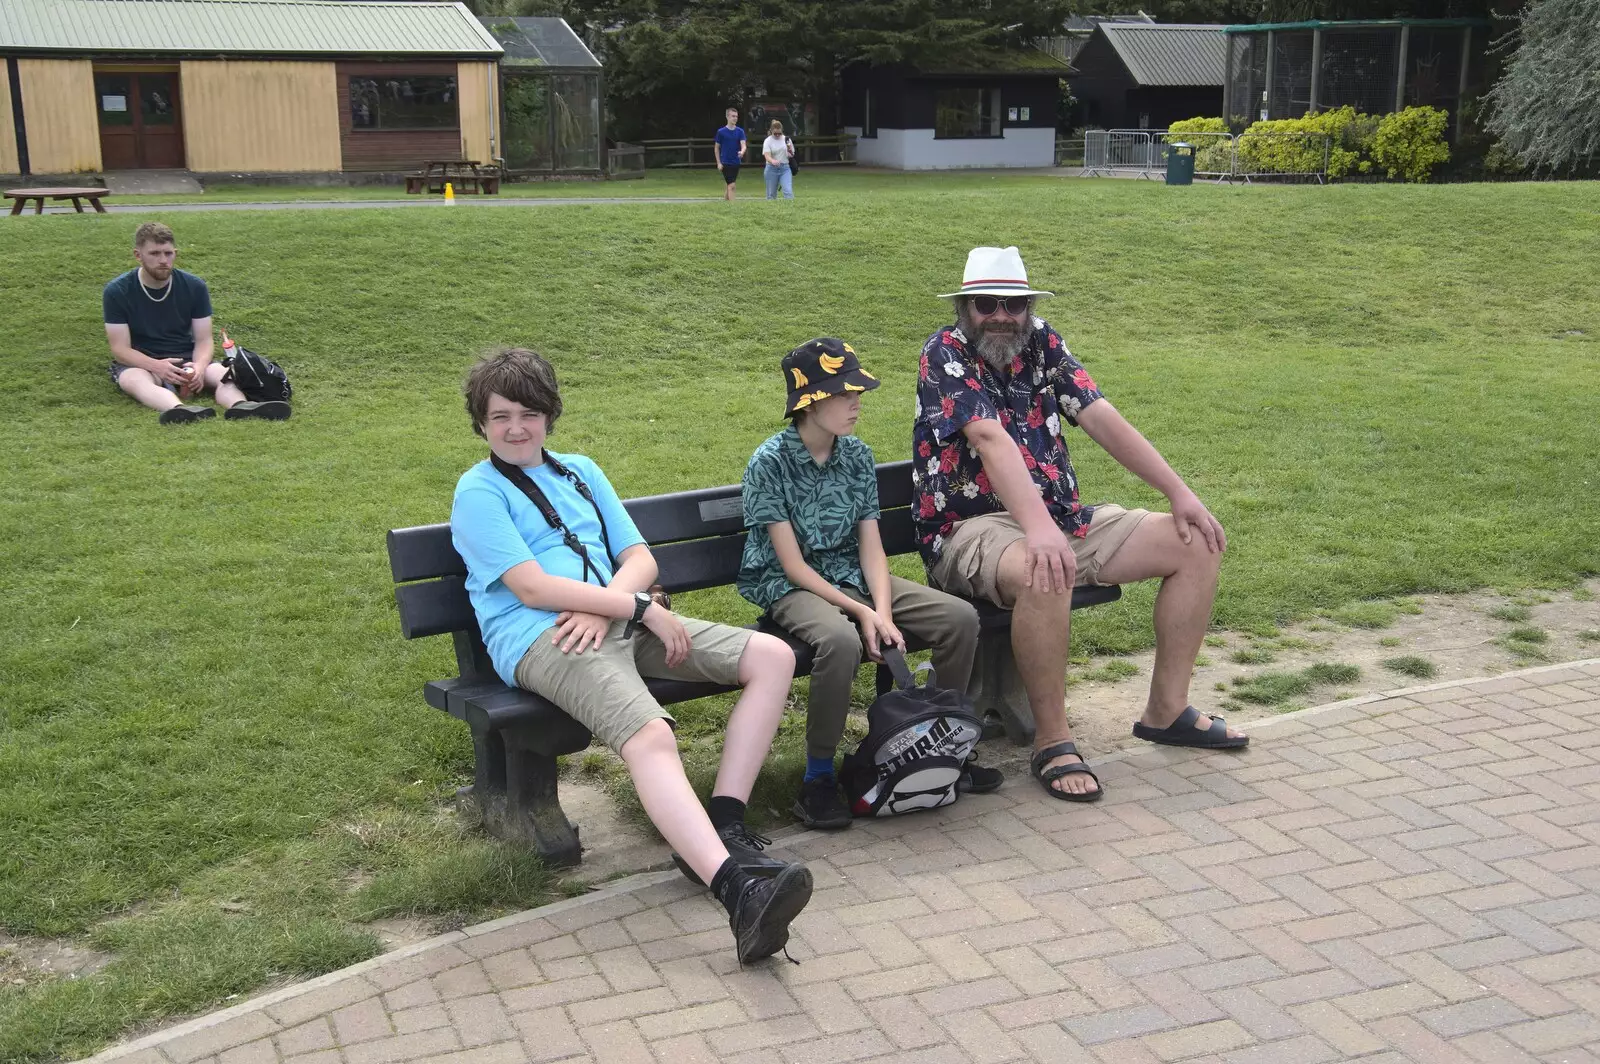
[1167,105,1448,182]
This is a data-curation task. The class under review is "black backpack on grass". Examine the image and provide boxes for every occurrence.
[841,648,984,818]
[224,343,292,403]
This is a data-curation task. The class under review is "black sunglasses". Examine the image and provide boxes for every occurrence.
[971,295,1031,316]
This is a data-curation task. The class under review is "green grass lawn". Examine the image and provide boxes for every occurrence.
[1,174,1598,1061]
[108,166,1064,203]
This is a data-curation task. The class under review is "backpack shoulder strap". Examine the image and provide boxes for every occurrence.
[490,452,609,585]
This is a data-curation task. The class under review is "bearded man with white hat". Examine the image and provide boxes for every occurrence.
[912,245,1246,803]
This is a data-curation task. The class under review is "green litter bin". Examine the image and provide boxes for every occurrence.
[1166,142,1195,186]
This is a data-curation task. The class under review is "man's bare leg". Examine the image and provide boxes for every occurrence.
[199,362,248,408]
[1096,513,1243,740]
[998,541,1099,798]
[116,367,182,413]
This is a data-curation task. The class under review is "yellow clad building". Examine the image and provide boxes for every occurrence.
[0,0,506,177]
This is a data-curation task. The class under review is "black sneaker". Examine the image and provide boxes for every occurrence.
[728,862,813,964]
[225,400,291,420]
[158,404,215,425]
[959,756,1004,794]
[793,776,853,830]
[673,821,788,887]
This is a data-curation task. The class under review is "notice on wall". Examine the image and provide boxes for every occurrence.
[1020,107,1031,121]
[1007,107,1019,121]
[102,95,127,112]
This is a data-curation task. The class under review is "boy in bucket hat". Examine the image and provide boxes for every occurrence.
[915,247,1246,805]
[738,338,1001,830]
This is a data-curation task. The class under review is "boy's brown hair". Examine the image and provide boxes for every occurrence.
[464,347,563,438]
[134,222,175,248]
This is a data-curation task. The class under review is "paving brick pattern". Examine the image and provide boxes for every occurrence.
[84,662,1600,1064]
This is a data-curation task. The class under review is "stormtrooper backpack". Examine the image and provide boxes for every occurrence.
[841,648,984,818]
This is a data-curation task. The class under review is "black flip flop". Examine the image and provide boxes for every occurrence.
[1030,741,1102,803]
[1132,706,1249,749]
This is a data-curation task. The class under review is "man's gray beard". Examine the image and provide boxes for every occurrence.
[958,302,1031,371]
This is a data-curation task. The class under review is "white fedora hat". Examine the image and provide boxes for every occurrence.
[938,245,1054,300]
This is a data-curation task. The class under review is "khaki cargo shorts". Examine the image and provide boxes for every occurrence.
[513,616,752,750]
[928,504,1152,608]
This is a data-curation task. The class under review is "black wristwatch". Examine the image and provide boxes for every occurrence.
[623,591,652,639]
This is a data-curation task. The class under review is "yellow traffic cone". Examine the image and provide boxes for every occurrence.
[444,181,455,204]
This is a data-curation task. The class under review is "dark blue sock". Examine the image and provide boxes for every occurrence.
[804,755,836,783]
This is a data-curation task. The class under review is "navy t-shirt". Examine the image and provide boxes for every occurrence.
[102,269,213,356]
[714,125,746,165]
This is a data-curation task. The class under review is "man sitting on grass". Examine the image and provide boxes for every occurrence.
[915,246,1247,805]
[450,347,812,963]
[104,222,289,425]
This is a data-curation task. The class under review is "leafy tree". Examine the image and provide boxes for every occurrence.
[1484,0,1600,172]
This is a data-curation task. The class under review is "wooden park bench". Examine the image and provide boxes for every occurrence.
[6,186,111,215]
[386,459,1120,866]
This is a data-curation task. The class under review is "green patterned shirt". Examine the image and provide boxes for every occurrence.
[737,425,881,611]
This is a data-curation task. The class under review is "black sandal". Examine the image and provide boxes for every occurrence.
[1030,741,1102,803]
[1132,706,1249,749]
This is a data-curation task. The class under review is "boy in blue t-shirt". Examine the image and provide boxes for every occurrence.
[713,107,747,202]
[737,338,1001,830]
[450,347,812,963]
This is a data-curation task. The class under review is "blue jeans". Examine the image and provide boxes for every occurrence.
[764,163,793,199]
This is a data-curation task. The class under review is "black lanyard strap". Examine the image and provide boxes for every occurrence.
[490,451,617,587]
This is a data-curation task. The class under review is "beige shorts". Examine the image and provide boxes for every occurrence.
[512,616,752,751]
[928,504,1151,608]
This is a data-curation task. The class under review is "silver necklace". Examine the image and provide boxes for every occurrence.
[140,270,173,303]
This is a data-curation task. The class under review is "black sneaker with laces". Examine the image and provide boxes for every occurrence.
[793,776,853,830]
[959,755,1004,794]
[726,861,813,964]
[672,821,788,887]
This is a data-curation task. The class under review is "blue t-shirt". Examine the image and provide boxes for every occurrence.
[102,268,213,356]
[451,452,647,686]
[714,125,746,165]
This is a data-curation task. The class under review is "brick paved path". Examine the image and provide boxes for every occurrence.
[86,661,1600,1064]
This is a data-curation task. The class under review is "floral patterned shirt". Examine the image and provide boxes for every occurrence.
[911,316,1104,566]
[738,425,880,610]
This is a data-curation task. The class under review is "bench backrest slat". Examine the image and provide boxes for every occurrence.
[391,458,922,643]
[395,576,474,639]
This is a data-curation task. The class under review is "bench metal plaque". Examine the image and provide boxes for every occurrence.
[697,496,743,523]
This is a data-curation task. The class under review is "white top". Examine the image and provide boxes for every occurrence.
[762,135,790,164]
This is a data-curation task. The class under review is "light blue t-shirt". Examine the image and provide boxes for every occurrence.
[451,452,647,686]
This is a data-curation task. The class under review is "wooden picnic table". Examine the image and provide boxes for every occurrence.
[404,161,499,196]
[6,186,112,215]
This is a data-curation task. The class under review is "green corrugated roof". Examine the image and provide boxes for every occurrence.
[0,0,503,57]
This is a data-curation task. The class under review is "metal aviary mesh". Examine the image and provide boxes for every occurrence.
[1320,27,1400,115]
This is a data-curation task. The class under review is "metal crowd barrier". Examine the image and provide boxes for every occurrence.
[1079,129,1329,184]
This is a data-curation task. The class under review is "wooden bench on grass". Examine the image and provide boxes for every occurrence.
[386,458,1121,867]
[6,186,111,215]
[404,161,501,196]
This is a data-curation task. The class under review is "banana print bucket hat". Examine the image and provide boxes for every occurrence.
[782,337,880,417]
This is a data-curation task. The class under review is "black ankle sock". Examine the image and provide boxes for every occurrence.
[710,857,751,913]
[708,795,746,830]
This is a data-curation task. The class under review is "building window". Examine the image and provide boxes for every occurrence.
[350,76,457,131]
[935,87,1001,138]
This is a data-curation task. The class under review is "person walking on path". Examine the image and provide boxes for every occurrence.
[914,246,1247,804]
[738,338,996,829]
[103,222,289,424]
[714,108,747,202]
[762,120,794,200]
